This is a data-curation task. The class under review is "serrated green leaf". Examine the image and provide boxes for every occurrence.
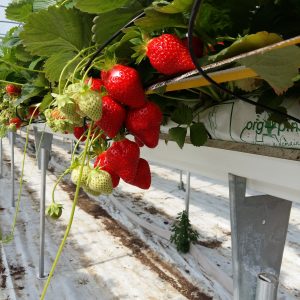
[44,51,81,82]
[135,8,186,32]
[169,127,187,148]
[234,78,261,92]
[20,7,93,57]
[209,32,282,62]
[93,3,143,45]
[75,0,133,13]
[238,45,300,95]
[171,105,193,125]
[153,0,193,14]
[14,83,44,106]
[33,0,58,11]
[5,1,33,22]
[14,45,33,62]
[190,123,207,147]
[39,93,53,112]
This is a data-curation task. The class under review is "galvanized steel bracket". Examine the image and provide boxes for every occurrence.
[229,173,292,300]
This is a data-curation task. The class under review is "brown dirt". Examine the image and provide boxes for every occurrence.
[0,251,7,289]
[197,239,222,249]
[60,180,212,300]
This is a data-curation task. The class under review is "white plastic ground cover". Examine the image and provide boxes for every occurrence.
[2,132,299,299]
[199,98,300,149]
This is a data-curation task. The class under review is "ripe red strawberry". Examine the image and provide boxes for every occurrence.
[94,151,120,188]
[73,126,87,141]
[9,117,22,129]
[106,139,140,182]
[125,158,151,189]
[146,34,195,75]
[95,96,126,138]
[101,64,146,108]
[27,106,39,119]
[134,136,144,147]
[182,36,203,58]
[126,101,162,148]
[6,84,21,96]
[84,77,104,92]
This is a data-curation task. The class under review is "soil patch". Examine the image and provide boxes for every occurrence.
[60,180,212,300]
[197,239,223,249]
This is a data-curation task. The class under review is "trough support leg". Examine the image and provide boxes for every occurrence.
[33,128,53,279]
[185,171,191,215]
[228,174,292,300]
[0,138,3,179]
[178,170,185,191]
[9,132,16,207]
[38,148,47,279]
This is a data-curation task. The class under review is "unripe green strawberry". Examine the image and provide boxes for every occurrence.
[71,166,90,187]
[44,108,75,133]
[46,203,63,220]
[87,169,113,195]
[77,90,102,121]
[83,186,102,197]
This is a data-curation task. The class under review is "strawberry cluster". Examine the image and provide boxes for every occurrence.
[0,33,197,195]
[50,33,196,195]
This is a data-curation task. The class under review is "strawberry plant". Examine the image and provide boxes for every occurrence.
[0,0,299,298]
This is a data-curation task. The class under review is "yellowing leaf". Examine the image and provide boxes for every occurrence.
[238,45,300,95]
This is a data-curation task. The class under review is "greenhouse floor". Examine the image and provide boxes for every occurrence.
[0,132,299,300]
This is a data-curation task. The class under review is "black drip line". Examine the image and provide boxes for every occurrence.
[187,0,300,124]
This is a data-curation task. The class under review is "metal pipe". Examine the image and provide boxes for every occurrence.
[178,170,185,190]
[255,273,278,300]
[10,132,15,207]
[38,148,47,279]
[0,138,3,179]
[185,171,191,215]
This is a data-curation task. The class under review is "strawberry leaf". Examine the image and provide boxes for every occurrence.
[190,123,208,147]
[238,45,300,95]
[152,0,193,14]
[75,0,134,14]
[92,3,143,45]
[169,127,187,149]
[43,50,81,82]
[134,8,187,32]
[5,1,33,22]
[39,93,53,112]
[20,7,93,56]
[171,105,193,125]
[33,0,59,11]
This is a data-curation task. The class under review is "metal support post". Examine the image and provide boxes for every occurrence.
[178,170,185,191]
[185,171,191,215]
[255,273,278,300]
[33,126,53,279]
[9,132,16,207]
[0,138,3,179]
[38,148,47,279]
[229,174,292,300]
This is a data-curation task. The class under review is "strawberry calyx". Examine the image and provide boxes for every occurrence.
[46,203,63,220]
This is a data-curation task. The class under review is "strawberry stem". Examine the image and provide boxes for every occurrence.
[40,122,93,300]
[0,106,40,243]
[0,80,24,87]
